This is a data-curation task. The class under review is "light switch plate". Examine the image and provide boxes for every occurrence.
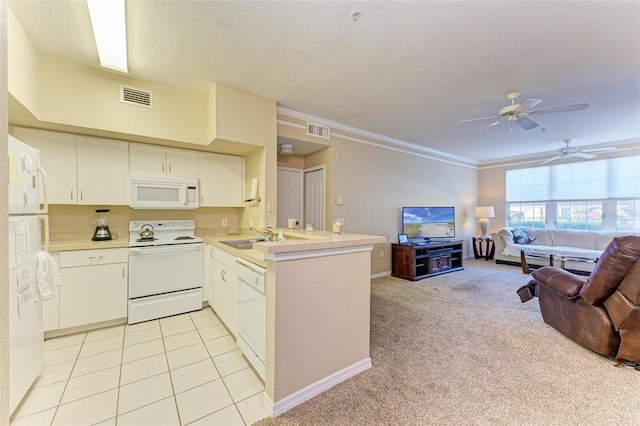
[335,197,343,205]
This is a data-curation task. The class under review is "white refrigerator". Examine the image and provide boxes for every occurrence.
[8,135,49,415]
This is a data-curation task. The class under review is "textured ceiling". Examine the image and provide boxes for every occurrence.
[8,1,640,165]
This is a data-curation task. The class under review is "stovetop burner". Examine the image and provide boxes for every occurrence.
[129,219,202,248]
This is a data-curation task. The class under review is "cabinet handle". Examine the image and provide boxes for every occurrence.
[221,270,226,282]
[123,267,125,278]
[209,248,214,258]
[168,163,172,173]
[70,189,74,200]
[80,190,83,201]
[200,194,203,204]
[88,256,103,261]
[162,162,165,173]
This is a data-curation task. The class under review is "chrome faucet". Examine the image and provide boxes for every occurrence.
[249,227,274,241]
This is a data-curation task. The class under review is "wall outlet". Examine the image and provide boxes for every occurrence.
[222,218,228,227]
[380,250,385,258]
[267,202,275,213]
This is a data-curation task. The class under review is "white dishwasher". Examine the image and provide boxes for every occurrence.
[236,257,266,380]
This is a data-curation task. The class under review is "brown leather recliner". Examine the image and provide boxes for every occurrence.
[530,236,640,364]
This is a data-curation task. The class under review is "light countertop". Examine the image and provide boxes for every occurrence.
[48,239,129,252]
[204,230,386,264]
[47,230,386,263]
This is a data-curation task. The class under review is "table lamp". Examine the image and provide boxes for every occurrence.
[475,206,495,238]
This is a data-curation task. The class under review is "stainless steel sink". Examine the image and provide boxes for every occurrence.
[221,239,257,250]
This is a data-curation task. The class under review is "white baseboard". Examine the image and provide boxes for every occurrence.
[371,271,391,279]
[271,357,372,417]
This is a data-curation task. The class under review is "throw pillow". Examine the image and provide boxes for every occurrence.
[513,228,538,245]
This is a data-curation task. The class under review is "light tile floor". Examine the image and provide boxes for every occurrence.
[10,307,270,425]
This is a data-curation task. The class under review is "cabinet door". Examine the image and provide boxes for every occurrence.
[167,147,198,178]
[202,244,214,303]
[129,142,167,176]
[77,136,130,205]
[198,152,244,207]
[59,263,128,328]
[14,127,78,204]
[212,259,237,335]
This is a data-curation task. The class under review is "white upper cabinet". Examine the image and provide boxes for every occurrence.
[13,128,129,205]
[130,143,198,178]
[198,152,245,207]
[13,127,78,204]
[77,136,130,205]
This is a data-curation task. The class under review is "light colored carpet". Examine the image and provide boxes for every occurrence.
[255,259,640,425]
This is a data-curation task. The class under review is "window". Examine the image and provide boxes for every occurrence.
[506,156,640,232]
[509,202,546,229]
[616,200,640,231]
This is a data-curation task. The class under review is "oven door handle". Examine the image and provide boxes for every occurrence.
[129,244,203,255]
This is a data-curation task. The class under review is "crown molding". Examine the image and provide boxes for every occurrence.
[277,106,478,168]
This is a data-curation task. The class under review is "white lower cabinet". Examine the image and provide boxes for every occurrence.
[58,248,128,329]
[212,247,237,335]
[203,243,215,304]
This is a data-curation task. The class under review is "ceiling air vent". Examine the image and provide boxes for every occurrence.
[120,85,153,108]
[307,122,330,139]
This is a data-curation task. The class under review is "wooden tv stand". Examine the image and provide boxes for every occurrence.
[392,240,464,281]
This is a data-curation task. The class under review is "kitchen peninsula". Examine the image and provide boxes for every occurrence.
[206,230,386,416]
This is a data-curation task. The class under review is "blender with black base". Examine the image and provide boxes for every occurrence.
[92,209,113,241]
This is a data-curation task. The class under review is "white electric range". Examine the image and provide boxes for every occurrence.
[128,220,203,324]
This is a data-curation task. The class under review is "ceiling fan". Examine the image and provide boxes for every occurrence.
[460,92,589,135]
[542,139,617,164]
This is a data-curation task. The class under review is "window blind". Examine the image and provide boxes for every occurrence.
[506,155,640,202]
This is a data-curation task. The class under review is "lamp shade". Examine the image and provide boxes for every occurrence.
[475,206,495,218]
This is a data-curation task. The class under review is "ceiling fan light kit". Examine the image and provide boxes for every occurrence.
[460,91,590,135]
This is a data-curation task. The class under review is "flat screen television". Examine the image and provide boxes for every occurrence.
[402,206,455,242]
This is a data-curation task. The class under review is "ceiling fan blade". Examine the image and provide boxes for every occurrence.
[527,103,590,115]
[514,116,539,130]
[514,99,542,113]
[542,156,562,164]
[574,152,596,159]
[468,121,501,135]
[459,115,502,123]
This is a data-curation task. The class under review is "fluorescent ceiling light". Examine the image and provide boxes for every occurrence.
[87,0,128,73]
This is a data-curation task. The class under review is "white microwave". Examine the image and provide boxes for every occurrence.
[130,175,199,209]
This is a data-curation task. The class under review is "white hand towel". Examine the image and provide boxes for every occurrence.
[37,251,60,300]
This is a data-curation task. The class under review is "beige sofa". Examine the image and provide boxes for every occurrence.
[492,227,636,274]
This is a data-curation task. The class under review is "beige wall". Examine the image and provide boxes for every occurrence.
[478,144,640,232]
[1,0,9,421]
[7,8,39,117]
[277,116,478,275]
[267,250,371,401]
[47,205,243,241]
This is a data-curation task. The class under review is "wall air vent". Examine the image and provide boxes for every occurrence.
[307,122,330,139]
[120,85,153,108]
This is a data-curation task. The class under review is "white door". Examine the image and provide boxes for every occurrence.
[277,168,303,229]
[305,166,326,231]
